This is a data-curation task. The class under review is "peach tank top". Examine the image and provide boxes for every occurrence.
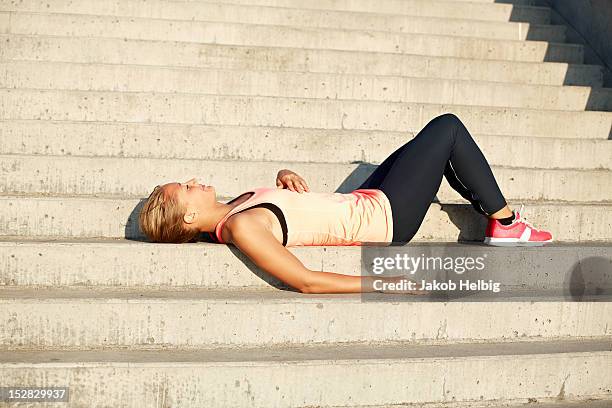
[212,187,394,246]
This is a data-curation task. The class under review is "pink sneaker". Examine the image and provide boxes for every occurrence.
[484,204,553,246]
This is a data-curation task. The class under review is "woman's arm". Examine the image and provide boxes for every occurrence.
[227,215,420,294]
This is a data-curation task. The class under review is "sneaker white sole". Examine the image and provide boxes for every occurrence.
[483,237,553,247]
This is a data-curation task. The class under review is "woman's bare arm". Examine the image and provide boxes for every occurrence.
[226,215,380,294]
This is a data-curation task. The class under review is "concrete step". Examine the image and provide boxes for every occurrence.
[1,121,611,169]
[0,0,567,42]
[1,340,611,407]
[0,196,609,241]
[1,287,611,350]
[1,240,610,292]
[2,89,611,138]
[2,154,611,202]
[1,340,611,406]
[4,61,611,112]
[2,121,611,170]
[2,34,602,87]
[445,0,549,5]
[0,12,583,64]
[164,0,553,24]
[0,0,553,24]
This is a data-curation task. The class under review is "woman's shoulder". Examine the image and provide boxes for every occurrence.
[227,206,285,245]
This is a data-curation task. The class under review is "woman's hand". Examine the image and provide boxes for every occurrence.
[276,169,310,193]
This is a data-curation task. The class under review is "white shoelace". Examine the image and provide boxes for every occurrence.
[515,204,540,231]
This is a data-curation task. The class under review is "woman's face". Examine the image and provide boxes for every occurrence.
[162,177,217,218]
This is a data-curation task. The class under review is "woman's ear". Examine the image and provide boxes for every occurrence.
[183,209,197,225]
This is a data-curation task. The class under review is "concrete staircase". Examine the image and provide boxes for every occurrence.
[1,0,611,406]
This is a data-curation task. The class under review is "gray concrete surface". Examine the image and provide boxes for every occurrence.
[1,120,611,168]
[0,339,610,406]
[1,287,611,349]
[1,34,603,87]
[3,61,611,111]
[0,12,584,63]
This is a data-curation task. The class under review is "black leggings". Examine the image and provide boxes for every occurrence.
[357,113,508,244]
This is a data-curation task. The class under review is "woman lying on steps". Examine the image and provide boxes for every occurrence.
[138,113,552,294]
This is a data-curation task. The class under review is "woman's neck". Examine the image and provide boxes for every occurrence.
[198,198,249,233]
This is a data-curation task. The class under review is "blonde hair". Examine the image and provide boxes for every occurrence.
[138,185,200,243]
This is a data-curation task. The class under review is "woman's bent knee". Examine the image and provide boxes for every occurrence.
[438,113,462,126]
[418,113,461,145]
[437,113,470,143]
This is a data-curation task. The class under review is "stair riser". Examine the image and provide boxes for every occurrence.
[0,13,581,63]
[1,243,610,290]
[0,353,609,407]
[0,1,565,42]
[1,199,610,241]
[0,0,552,24]
[2,90,611,138]
[167,0,552,24]
[446,0,549,5]
[3,62,610,111]
[1,121,611,168]
[2,155,610,201]
[1,300,610,349]
[1,35,602,87]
